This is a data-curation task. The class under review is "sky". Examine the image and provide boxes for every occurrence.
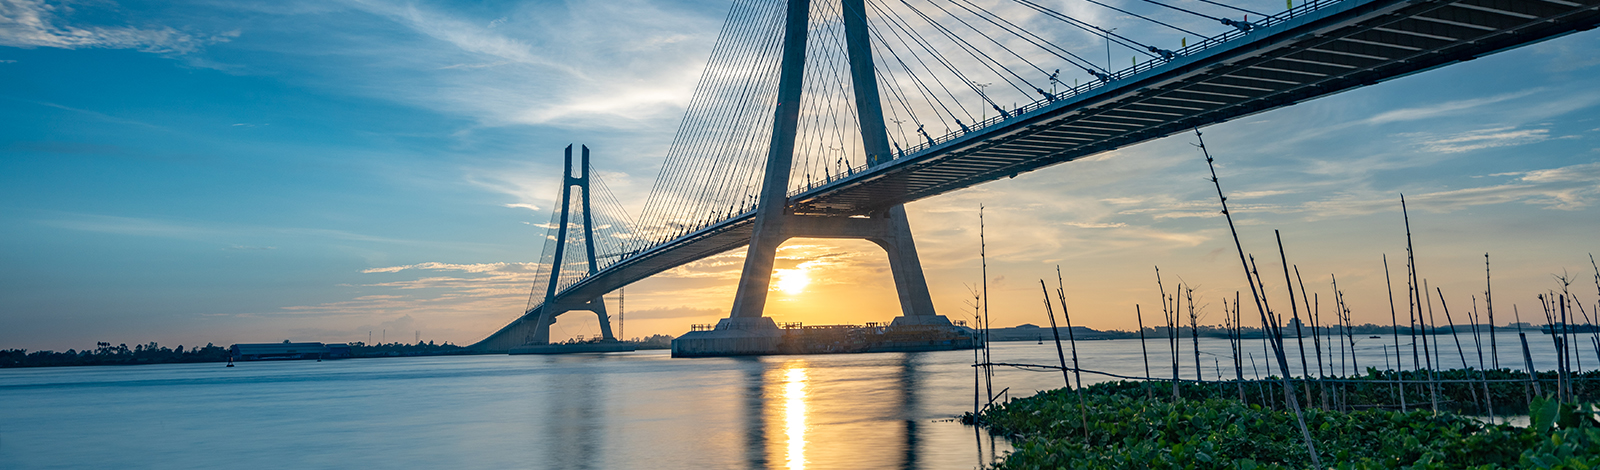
[1,0,1598,352]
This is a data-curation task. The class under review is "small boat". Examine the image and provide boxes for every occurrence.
[226,356,235,367]
[1369,335,1381,339]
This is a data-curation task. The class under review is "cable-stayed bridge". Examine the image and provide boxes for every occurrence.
[472,0,1599,353]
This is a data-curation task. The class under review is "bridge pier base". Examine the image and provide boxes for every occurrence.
[671,0,974,358]
[671,207,974,358]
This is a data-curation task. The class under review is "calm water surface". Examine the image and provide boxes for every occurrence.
[0,332,1583,469]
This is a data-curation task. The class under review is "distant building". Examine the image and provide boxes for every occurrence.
[230,341,350,361]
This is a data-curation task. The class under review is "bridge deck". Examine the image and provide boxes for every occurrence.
[473,0,1599,351]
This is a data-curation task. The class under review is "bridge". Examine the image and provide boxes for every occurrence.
[472,0,1600,353]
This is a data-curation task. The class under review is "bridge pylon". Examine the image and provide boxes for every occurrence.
[474,145,623,352]
[527,144,618,346]
[672,0,968,357]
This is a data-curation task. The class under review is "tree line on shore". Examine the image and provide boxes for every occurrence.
[2,334,682,368]
[2,340,475,368]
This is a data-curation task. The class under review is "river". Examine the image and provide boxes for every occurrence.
[1,331,1587,469]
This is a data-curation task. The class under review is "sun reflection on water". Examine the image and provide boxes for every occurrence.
[784,366,808,470]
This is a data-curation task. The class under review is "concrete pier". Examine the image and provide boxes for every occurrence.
[671,316,978,358]
[509,341,637,355]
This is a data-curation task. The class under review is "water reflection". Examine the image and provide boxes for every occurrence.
[897,354,922,469]
[539,356,603,470]
[784,365,808,469]
[741,358,769,470]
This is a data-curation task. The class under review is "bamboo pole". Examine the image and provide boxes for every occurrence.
[1195,128,1318,468]
[1312,292,1328,408]
[1250,353,1267,404]
[1237,291,1247,402]
[1040,280,1071,388]
[1423,279,1442,412]
[1137,304,1152,399]
[1559,293,1570,402]
[1487,253,1498,370]
[1039,280,1089,440]
[1251,255,1322,467]
[1294,266,1321,409]
[1401,196,1439,413]
[979,206,994,407]
[1541,294,1564,401]
[1228,297,1246,401]
[1157,267,1178,400]
[1334,276,1358,375]
[1189,287,1202,382]
[1591,255,1600,366]
[1383,255,1407,411]
[1516,306,1542,399]
[1276,232,1313,407]
[1522,332,1543,403]
[1469,296,1495,421]
[1055,267,1085,394]
[1436,287,1481,413]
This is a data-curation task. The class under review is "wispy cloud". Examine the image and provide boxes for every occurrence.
[279,261,541,317]
[1409,127,1552,154]
[1299,161,1600,216]
[341,0,580,76]
[1065,221,1127,228]
[1365,90,1539,124]
[0,0,237,54]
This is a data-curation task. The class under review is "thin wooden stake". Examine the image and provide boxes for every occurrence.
[1040,280,1072,388]
[1437,287,1481,413]
[1383,255,1407,412]
[1189,287,1202,382]
[1137,304,1153,399]
[1469,295,1495,421]
[1157,266,1178,400]
[1487,253,1498,370]
[1041,280,1090,441]
[1055,267,1085,393]
[1276,231,1313,407]
[1195,128,1318,468]
[1402,196,1439,413]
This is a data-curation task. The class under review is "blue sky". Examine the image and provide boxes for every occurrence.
[2,0,1598,351]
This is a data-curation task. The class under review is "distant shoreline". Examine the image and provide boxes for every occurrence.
[2,339,671,369]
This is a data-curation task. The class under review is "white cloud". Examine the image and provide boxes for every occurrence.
[1412,127,1552,154]
[342,0,579,76]
[0,0,236,54]
[1065,221,1127,228]
[360,261,533,274]
[1365,90,1538,124]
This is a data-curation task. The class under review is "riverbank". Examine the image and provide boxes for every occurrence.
[968,378,1600,469]
[0,338,676,368]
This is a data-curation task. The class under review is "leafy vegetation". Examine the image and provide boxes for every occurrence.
[969,379,1600,469]
[1082,369,1600,415]
[1,342,231,368]
[346,341,474,357]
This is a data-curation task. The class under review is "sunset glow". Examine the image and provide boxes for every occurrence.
[776,268,811,295]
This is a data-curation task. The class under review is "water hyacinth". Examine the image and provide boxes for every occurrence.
[969,382,1599,469]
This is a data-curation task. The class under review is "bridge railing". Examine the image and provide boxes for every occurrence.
[786,0,1345,198]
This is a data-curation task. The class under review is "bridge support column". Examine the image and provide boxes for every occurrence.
[672,0,966,358]
[511,144,621,348]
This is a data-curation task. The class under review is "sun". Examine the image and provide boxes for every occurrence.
[776,269,810,295]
